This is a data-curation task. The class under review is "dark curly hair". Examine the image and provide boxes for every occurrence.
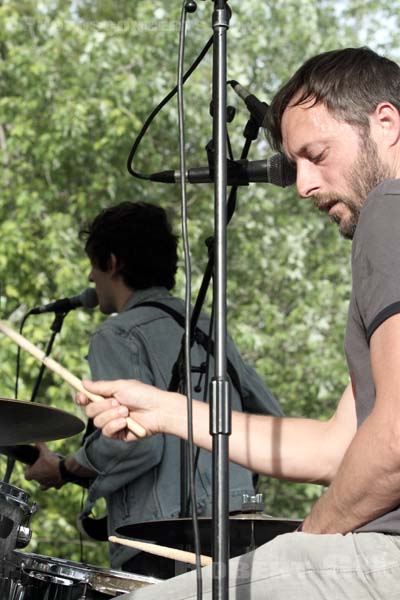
[83,202,178,290]
[267,47,400,152]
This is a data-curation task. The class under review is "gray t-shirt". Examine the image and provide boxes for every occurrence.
[345,179,400,534]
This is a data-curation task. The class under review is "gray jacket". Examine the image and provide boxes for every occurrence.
[74,287,282,567]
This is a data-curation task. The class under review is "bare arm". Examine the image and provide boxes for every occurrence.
[303,314,400,533]
[78,379,356,486]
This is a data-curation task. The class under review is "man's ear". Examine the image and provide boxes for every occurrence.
[108,253,119,275]
[371,102,400,147]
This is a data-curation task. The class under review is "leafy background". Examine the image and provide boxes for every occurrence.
[0,0,398,568]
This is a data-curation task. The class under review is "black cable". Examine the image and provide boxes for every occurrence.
[14,311,32,399]
[177,2,203,597]
[127,35,213,180]
[4,311,34,482]
[79,489,85,563]
[189,304,214,504]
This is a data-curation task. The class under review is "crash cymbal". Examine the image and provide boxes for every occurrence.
[0,397,84,445]
[117,514,301,558]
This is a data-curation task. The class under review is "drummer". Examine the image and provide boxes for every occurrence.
[76,47,400,599]
[25,201,283,578]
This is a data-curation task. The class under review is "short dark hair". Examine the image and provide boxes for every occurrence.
[83,202,178,290]
[267,47,400,152]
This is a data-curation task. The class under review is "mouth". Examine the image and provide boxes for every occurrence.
[315,198,340,215]
[327,202,340,217]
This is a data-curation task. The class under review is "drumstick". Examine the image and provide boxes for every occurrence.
[109,535,212,567]
[0,320,146,439]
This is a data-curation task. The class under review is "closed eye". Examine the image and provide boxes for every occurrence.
[308,151,326,164]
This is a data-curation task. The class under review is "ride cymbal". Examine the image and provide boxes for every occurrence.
[117,514,301,558]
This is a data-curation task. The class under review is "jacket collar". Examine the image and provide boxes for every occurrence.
[120,287,172,313]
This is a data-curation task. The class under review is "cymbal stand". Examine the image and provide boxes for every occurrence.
[29,312,67,404]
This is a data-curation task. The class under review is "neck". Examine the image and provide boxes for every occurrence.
[114,285,135,313]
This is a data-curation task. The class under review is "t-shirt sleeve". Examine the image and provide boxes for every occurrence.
[353,190,400,343]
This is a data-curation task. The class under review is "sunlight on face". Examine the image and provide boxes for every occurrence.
[313,132,394,239]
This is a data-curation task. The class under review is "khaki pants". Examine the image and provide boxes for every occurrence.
[121,531,400,599]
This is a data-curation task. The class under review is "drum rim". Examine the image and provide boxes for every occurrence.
[13,551,162,586]
[0,481,32,510]
[17,552,92,582]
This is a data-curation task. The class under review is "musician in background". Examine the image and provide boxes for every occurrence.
[26,201,283,578]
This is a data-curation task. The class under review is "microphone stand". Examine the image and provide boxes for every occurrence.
[210,2,231,598]
[173,6,260,591]
[3,312,67,484]
[29,312,67,404]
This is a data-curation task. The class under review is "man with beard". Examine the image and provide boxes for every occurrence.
[75,48,400,599]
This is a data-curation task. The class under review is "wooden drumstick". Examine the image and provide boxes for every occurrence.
[0,320,146,439]
[109,535,212,567]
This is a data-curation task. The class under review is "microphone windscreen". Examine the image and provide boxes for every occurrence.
[267,154,297,188]
[80,287,98,309]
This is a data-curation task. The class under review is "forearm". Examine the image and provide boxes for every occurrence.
[63,456,97,480]
[163,393,340,484]
[83,380,354,485]
[25,447,96,490]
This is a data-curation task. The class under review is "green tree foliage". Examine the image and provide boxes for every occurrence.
[0,0,398,568]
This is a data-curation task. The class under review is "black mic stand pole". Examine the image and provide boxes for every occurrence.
[210,2,231,598]
[29,312,67,404]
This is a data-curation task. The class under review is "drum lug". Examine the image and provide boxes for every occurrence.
[16,526,31,549]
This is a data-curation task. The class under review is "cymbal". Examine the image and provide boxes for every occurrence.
[0,444,39,464]
[117,514,301,558]
[0,397,84,445]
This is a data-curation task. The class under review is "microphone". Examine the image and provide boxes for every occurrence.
[149,154,296,188]
[229,80,268,127]
[30,287,98,315]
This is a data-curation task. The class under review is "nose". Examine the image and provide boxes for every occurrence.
[296,161,321,198]
[88,270,94,283]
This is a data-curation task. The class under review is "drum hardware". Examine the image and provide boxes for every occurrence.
[240,492,265,513]
[0,482,37,566]
[0,568,26,600]
[15,526,32,549]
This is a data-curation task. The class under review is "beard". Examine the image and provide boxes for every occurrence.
[313,133,394,240]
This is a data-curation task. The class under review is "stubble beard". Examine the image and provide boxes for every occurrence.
[314,133,394,240]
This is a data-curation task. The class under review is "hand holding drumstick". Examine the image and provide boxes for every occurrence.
[0,320,147,439]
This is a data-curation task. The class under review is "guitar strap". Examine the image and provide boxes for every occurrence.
[133,300,245,401]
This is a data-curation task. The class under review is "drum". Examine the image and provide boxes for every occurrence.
[8,551,160,599]
[0,482,37,561]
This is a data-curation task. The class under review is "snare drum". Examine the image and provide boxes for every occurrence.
[11,551,160,599]
[0,482,36,562]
